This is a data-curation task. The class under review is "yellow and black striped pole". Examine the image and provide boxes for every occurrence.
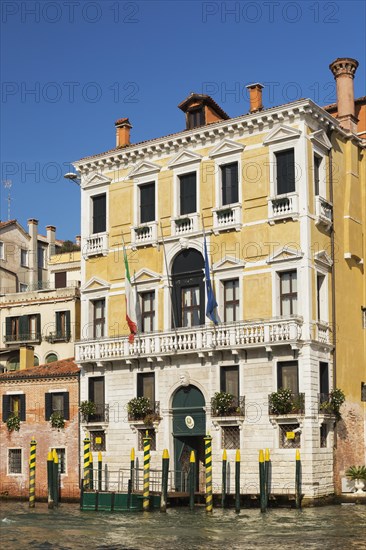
[143,431,151,511]
[295,449,301,509]
[222,449,227,509]
[204,434,213,513]
[83,437,91,489]
[29,437,36,508]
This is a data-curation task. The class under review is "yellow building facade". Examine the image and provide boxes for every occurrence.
[75,59,365,500]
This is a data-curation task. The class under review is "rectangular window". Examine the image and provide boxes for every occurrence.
[29,314,39,339]
[319,362,329,396]
[314,154,322,196]
[140,182,155,223]
[221,162,239,205]
[2,394,26,421]
[0,241,4,260]
[275,149,295,195]
[277,361,299,394]
[93,299,105,339]
[56,311,71,340]
[317,273,327,321]
[361,307,366,329]
[179,172,197,215]
[187,108,205,129]
[220,366,239,397]
[20,249,28,267]
[90,431,106,452]
[279,270,297,316]
[92,194,106,234]
[223,279,239,322]
[45,392,70,420]
[181,285,200,327]
[8,449,22,474]
[52,448,66,474]
[221,426,240,450]
[20,283,28,292]
[37,247,46,269]
[89,377,105,421]
[137,372,155,404]
[140,291,155,332]
[279,423,300,449]
[138,428,156,451]
[55,271,67,289]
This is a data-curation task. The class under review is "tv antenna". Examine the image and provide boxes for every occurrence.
[3,179,13,220]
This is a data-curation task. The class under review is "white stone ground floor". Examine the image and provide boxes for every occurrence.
[79,343,335,500]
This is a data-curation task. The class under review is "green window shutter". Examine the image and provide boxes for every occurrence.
[19,315,29,340]
[36,314,41,339]
[65,311,71,339]
[56,312,61,336]
[20,395,26,421]
[63,392,70,420]
[45,393,52,420]
[5,318,12,337]
[2,395,10,422]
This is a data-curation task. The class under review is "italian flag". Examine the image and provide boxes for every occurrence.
[123,247,137,343]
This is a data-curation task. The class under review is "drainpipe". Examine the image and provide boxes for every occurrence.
[327,128,336,388]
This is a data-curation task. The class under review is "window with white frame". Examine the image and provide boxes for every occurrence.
[92,298,105,339]
[312,146,328,199]
[139,182,155,224]
[179,172,197,215]
[275,148,295,195]
[20,283,28,292]
[316,273,327,322]
[223,279,239,322]
[8,448,22,474]
[20,249,28,267]
[279,270,297,316]
[0,241,4,260]
[92,193,106,234]
[139,290,155,332]
[221,162,239,205]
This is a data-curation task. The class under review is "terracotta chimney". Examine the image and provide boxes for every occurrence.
[329,57,359,133]
[46,225,56,258]
[19,345,34,370]
[115,118,132,147]
[246,83,264,113]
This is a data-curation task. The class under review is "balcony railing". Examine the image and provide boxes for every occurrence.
[76,317,303,363]
[315,196,333,228]
[268,192,299,223]
[4,333,41,344]
[212,204,242,233]
[315,322,331,344]
[318,393,336,415]
[131,222,158,248]
[85,233,108,257]
[211,395,245,417]
[45,331,71,343]
[81,403,109,424]
[268,392,305,415]
[0,281,80,295]
[127,401,160,422]
[171,213,200,236]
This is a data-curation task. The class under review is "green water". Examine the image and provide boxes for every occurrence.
[0,501,365,550]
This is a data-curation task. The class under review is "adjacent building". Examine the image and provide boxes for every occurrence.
[72,57,365,500]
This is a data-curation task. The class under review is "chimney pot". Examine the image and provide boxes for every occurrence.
[115,117,132,147]
[246,83,264,113]
[329,57,359,133]
[28,218,38,225]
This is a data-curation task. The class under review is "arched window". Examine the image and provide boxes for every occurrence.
[33,355,39,367]
[7,352,20,372]
[171,248,205,328]
[45,353,58,364]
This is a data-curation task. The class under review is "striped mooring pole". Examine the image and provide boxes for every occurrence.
[52,449,59,507]
[295,449,301,509]
[83,437,91,489]
[89,452,94,491]
[29,437,37,508]
[98,452,103,492]
[130,447,135,491]
[235,449,240,514]
[47,451,54,509]
[160,449,170,513]
[264,448,270,508]
[222,449,227,509]
[189,450,195,511]
[259,449,266,513]
[204,434,213,513]
[143,431,151,511]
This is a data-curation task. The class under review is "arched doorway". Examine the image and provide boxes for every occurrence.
[171,248,205,328]
[172,384,206,492]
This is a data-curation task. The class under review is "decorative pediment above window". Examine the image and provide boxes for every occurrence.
[168,149,202,168]
[81,277,110,293]
[267,246,303,264]
[208,139,244,158]
[263,124,301,145]
[213,256,245,271]
[314,250,333,269]
[84,173,112,189]
[128,161,161,178]
[131,268,162,284]
[309,130,332,151]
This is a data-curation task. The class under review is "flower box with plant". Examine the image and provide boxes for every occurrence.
[211,392,239,416]
[269,388,305,415]
[143,412,162,426]
[79,400,97,422]
[319,388,345,420]
[346,465,366,494]
[50,412,65,430]
[6,413,20,432]
[127,397,152,421]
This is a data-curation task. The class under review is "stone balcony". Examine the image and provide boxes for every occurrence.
[268,192,299,224]
[212,203,242,233]
[75,317,303,364]
[85,232,108,257]
[315,196,333,230]
[131,221,158,248]
[171,213,200,236]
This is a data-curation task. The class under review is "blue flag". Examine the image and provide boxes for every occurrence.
[204,234,218,324]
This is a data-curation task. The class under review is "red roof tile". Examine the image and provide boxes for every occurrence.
[0,357,79,381]
[0,220,17,229]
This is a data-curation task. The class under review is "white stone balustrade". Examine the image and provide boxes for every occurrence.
[131,222,158,247]
[172,213,200,235]
[85,233,108,257]
[212,204,242,232]
[315,196,333,228]
[268,193,299,222]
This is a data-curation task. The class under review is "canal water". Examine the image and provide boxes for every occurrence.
[1,501,365,550]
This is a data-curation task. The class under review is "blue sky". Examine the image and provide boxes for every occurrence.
[1,0,365,240]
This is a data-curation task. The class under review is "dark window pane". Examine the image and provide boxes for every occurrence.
[140,291,155,332]
[188,109,205,129]
[314,154,321,196]
[280,270,297,316]
[55,272,67,289]
[319,362,329,395]
[222,162,239,204]
[93,299,105,339]
[221,366,239,397]
[92,194,106,234]
[137,373,155,403]
[224,279,239,322]
[180,173,196,215]
[277,361,298,394]
[89,377,105,405]
[140,182,155,223]
[276,149,295,194]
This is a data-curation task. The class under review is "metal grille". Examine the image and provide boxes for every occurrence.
[8,449,22,474]
[91,430,106,452]
[279,423,300,449]
[221,426,240,449]
[320,424,328,448]
[138,429,156,451]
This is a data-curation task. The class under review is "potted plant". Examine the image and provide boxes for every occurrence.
[269,388,294,415]
[6,413,20,432]
[127,397,152,421]
[319,388,346,419]
[345,465,366,494]
[211,392,236,416]
[79,400,97,422]
[50,412,65,430]
[143,412,162,427]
